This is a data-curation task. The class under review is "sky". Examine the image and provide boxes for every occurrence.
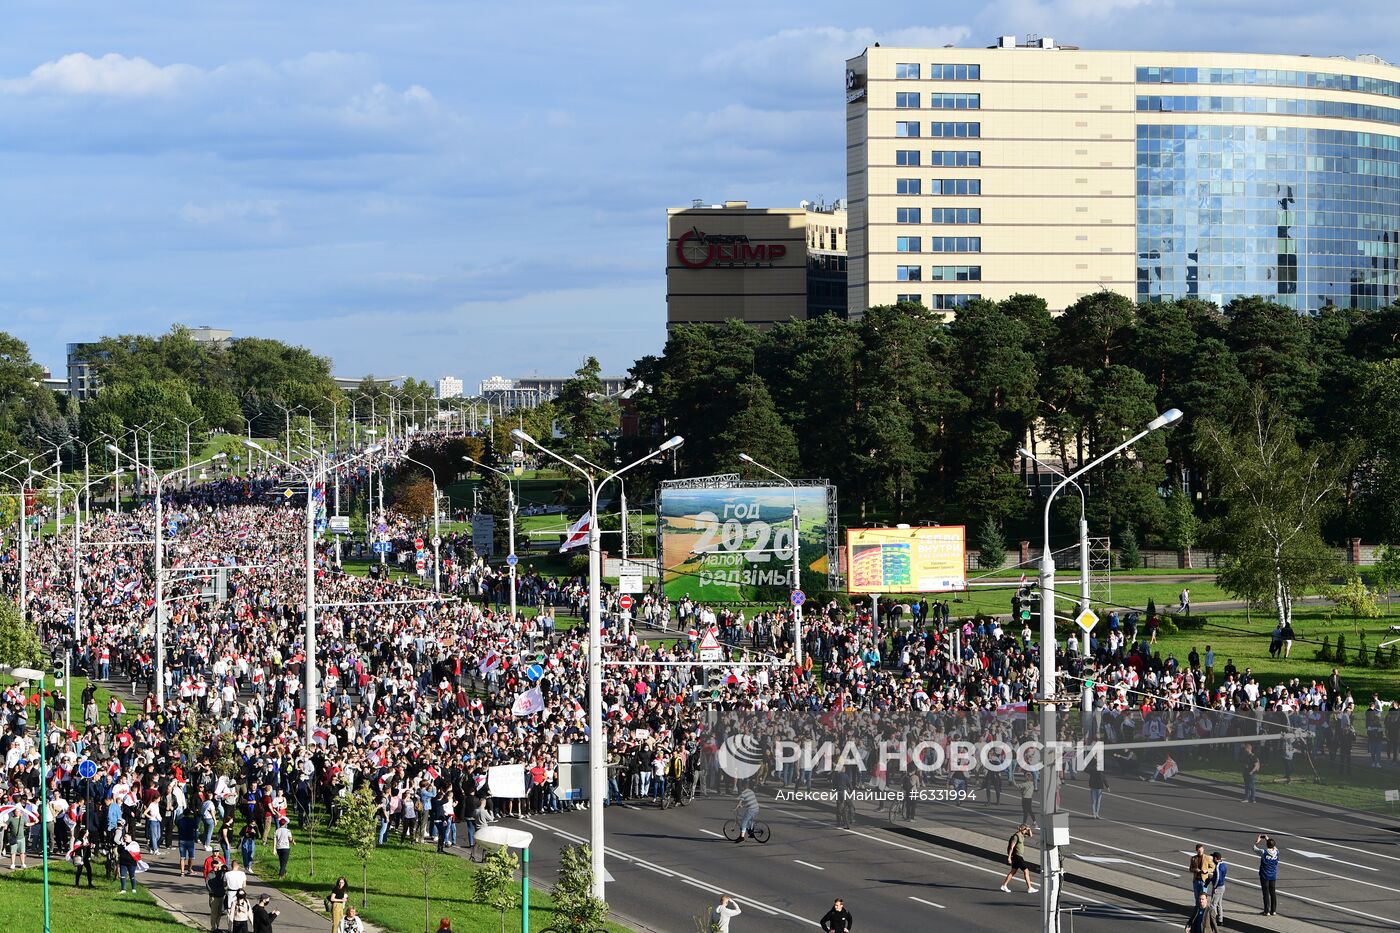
[3,1,1400,390]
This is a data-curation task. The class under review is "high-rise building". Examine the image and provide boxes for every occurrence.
[846,38,1400,316]
[436,376,464,399]
[666,199,847,328]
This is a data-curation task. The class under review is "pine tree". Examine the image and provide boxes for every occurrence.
[1118,527,1141,570]
[976,515,1007,569]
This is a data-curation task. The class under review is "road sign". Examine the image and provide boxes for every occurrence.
[415,537,424,550]
[618,572,643,594]
[1020,609,1032,621]
[791,589,805,606]
[377,522,387,535]
[77,759,97,780]
[525,663,545,681]
[1074,608,1100,636]
[372,541,390,555]
[506,554,518,567]
[431,535,441,548]
[328,516,351,535]
[618,595,634,611]
[698,627,722,662]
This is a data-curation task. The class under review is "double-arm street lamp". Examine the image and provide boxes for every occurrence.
[511,428,682,901]
[245,441,381,745]
[107,445,227,709]
[0,455,40,619]
[1036,408,1181,933]
[738,453,804,667]
[401,453,442,593]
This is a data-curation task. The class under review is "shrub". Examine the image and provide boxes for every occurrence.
[1335,634,1348,665]
[1315,635,1332,662]
[1118,527,1141,570]
[1175,615,1208,630]
[1391,645,1399,667]
[1374,645,1389,668]
[1356,634,1371,667]
[1146,596,1157,619]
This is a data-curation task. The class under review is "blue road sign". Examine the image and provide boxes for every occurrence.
[525,664,545,682]
[372,541,390,555]
[78,759,97,780]
[791,589,805,606]
[506,554,518,567]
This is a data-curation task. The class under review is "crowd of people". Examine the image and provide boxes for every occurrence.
[0,434,1393,931]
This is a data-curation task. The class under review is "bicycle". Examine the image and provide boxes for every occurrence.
[835,796,855,829]
[722,817,770,844]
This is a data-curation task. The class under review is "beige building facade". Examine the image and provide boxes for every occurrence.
[666,200,847,328]
[847,38,1400,316]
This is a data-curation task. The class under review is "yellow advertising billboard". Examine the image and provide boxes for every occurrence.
[846,525,966,594]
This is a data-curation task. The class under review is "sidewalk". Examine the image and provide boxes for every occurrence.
[135,849,339,933]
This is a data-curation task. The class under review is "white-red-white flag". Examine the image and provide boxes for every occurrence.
[559,513,593,553]
[1156,755,1179,781]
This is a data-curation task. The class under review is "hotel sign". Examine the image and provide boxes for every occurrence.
[675,227,787,269]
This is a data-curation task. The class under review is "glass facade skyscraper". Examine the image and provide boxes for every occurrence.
[847,41,1400,317]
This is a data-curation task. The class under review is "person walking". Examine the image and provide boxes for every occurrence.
[327,876,350,931]
[177,805,201,876]
[252,894,280,933]
[229,890,254,933]
[818,897,853,932]
[69,823,94,888]
[116,831,141,894]
[1254,834,1281,916]
[273,819,294,878]
[239,821,258,871]
[1088,765,1109,819]
[1208,852,1228,924]
[144,795,163,856]
[712,894,742,932]
[207,858,229,933]
[1017,774,1037,828]
[1184,892,1220,932]
[337,905,364,933]
[999,824,1037,893]
[7,802,28,869]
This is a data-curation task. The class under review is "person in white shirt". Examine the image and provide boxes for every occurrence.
[274,819,295,877]
[712,895,742,932]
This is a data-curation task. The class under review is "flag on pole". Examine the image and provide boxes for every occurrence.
[995,701,1029,722]
[559,513,593,553]
[511,687,545,717]
[478,651,501,675]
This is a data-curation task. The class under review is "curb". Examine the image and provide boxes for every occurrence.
[1173,773,1400,833]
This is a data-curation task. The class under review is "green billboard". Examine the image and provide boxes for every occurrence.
[658,484,832,602]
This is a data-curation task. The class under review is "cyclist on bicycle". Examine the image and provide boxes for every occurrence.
[733,782,760,843]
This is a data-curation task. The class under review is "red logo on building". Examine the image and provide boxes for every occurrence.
[675,227,787,269]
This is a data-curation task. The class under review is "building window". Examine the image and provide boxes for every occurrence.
[897,265,922,281]
[896,92,921,109]
[929,293,980,309]
[896,236,922,252]
[896,178,922,195]
[896,207,922,224]
[930,64,980,81]
[928,207,980,224]
[930,122,980,138]
[896,149,921,166]
[929,265,982,281]
[895,121,920,137]
[930,150,981,167]
[929,236,981,252]
[931,178,981,195]
[928,93,980,109]
[896,294,923,304]
[896,63,921,80]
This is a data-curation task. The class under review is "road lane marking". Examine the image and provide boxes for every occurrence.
[523,817,818,927]
[1074,855,1176,877]
[908,896,945,908]
[700,829,725,838]
[793,859,825,871]
[1293,848,1380,871]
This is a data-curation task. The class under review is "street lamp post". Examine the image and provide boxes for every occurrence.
[107,445,227,709]
[402,454,441,593]
[0,457,38,622]
[173,416,202,484]
[738,454,804,667]
[512,429,682,901]
[246,441,381,745]
[464,456,517,620]
[1019,449,1090,616]
[10,665,52,933]
[1035,408,1180,933]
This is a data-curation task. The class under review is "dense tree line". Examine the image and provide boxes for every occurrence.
[626,294,1400,549]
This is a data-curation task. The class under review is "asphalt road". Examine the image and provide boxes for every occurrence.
[501,794,1196,933]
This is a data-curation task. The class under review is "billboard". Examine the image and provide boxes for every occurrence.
[846,526,966,594]
[659,484,831,602]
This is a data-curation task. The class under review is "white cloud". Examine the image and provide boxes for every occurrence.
[0,52,200,97]
[179,199,280,225]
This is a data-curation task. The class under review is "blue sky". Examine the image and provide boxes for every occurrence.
[3,1,1398,389]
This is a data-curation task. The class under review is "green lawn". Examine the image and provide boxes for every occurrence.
[251,820,634,933]
[948,578,1234,619]
[0,869,186,933]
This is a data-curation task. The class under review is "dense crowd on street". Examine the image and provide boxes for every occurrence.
[2,436,1397,927]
